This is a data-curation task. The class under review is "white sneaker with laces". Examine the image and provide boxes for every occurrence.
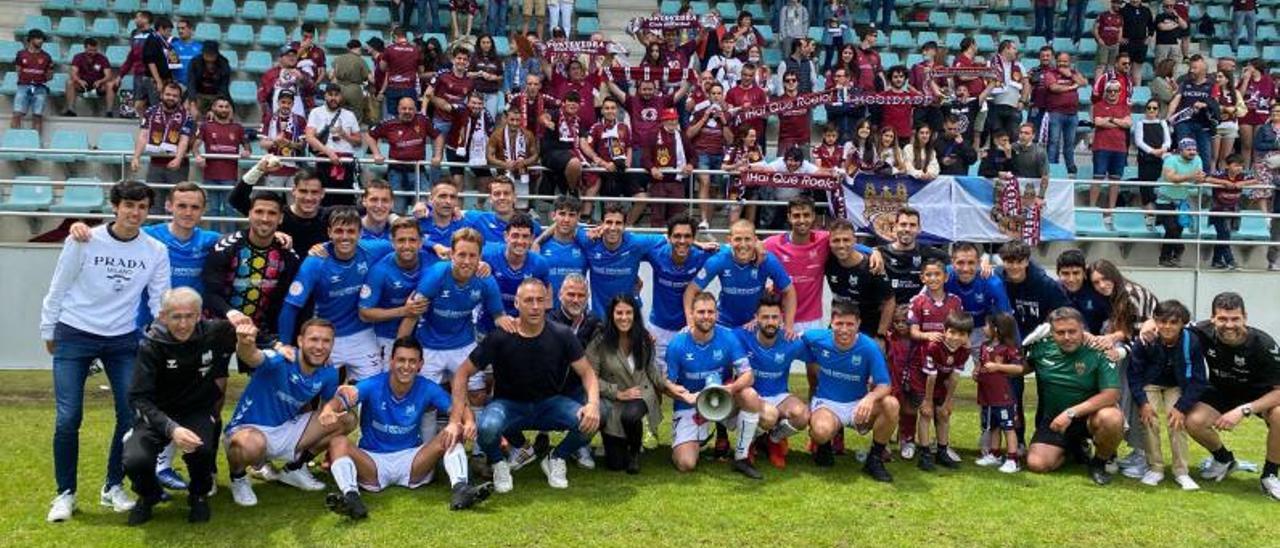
[998,459,1021,474]
[47,491,76,522]
[974,454,1002,467]
[1140,470,1165,486]
[575,446,596,470]
[492,460,513,493]
[99,484,136,512]
[230,476,257,506]
[1174,474,1201,491]
[541,456,569,489]
[1261,475,1280,500]
[1200,458,1237,482]
[900,442,916,460]
[278,466,326,491]
[507,445,537,471]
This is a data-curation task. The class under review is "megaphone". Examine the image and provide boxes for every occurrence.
[696,384,736,423]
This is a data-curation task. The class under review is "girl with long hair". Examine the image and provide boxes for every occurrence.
[876,126,904,175]
[843,118,880,174]
[1212,70,1247,172]
[471,34,505,118]
[902,124,939,181]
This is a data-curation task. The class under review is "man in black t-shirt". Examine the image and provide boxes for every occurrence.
[825,219,894,338]
[450,278,601,495]
[870,206,949,305]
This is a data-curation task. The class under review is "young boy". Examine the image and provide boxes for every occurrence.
[1204,154,1254,270]
[904,258,965,467]
[909,312,973,471]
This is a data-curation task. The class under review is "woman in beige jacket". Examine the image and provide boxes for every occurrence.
[585,294,662,474]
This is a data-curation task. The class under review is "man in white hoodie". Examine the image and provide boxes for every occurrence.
[41,180,172,523]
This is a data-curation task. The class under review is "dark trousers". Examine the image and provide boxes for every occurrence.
[317,159,357,207]
[602,399,648,471]
[1155,201,1185,261]
[1033,6,1055,40]
[124,411,218,502]
[1211,214,1237,265]
[986,103,1023,147]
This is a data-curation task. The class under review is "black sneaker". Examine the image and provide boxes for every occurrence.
[62,110,77,117]
[863,453,893,483]
[105,111,116,118]
[626,453,641,475]
[937,449,961,469]
[918,450,937,472]
[187,495,210,523]
[449,481,493,511]
[1088,461,1113,486]
[127,498,157,526]
[731,458,763,480]
[325,491,369,520]
[813,442,835,467]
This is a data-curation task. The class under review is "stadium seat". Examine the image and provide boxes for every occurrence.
[1075,211,1108,237]
[89,17,121,38]
[918,31,940,46]
[1010,0,1032,13]
[572,0,597,14]
[241,50,272,74]
[1210,44,1233,59]
[193,22,220,43]
[1114,209,1158,238]
[1,73,19,96]
[366,6,392,25]
[1007,15,1030,33]
[944,33,964,51]
[755,25,774,43]
[493,35,510,56]
[175,0,202,17]
[95,131,135,163]
[1265,46,1280,61]
[144,0,172,14]
[44,131,89,163]
[577,17,600,37]
[302,4,329,23]
[1238,45,1260,59]
[44,0,75,11]
[979,13,1002,30]
[889,30,913,49]
[1052,38,1076,55]
[51,178,107,213]
[976,35,996,54]
[258,25,287,48]
[53,16,87,39]
[229,80,256,105]
[225,24,253,46]
[689,1,710,13]
[954,12,979,30]
[1086,0,1104,16]
[1130,86,1150,106]
[324,29,352,51]
[0,177,54,212]
[20,15,53,35]
[48,74,69,97]
[742,3,764,19]
[881,52,900,67]
[0,129,41,161]
[64,43,85,62]
[334,5,360,24]
[1025,36,1046,53]
[1077,38,1098,57]
[0,41,20,61]
[42,42,63,64]
[105,44,128,65]
[714,1,737,18]
[1238,215,1270,241]
[208,0,235,17]
[928,12,950,28]
[659,0,679,15]
[241,0,267,20]
[110,0,139,14]
[80,0,108,11]
[1207,5,1228,21]
[272,1,298,21]
[763,47,782,68]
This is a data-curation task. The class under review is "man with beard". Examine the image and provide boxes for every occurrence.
[644,214,714,373]
[608,78,680,167]
[258,47,315,120]
[131,82,194,187]
[725,63,769,148]
[998,239,1069,449]
[541,90,588,193]
[365,96,445,211]
[194,96,249,216]
[487,104,541,202]
[869,207,950,306]
[583,96,647,224]
[258,91,308,187]
[546,273,600,348]
[441,92,496,191]
[548,60,604,129]
[229,159,331,256]
[416,181,468,255]
[764,196,830,333]
[305,84,363,207]
[688,219,796,334]
[737,294,813,468]
[825,219,894,338]
[359,218,439,362]
[945,241,1013,352]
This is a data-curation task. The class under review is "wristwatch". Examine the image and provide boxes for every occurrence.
[1240,404,1254,417]
[1064,408,1078,420]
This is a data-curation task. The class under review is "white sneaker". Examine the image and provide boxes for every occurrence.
[1174,474,1201,491]
[229,476,258,506]
[492,460,513,493]
[974,454,1002,467]
[249,462,281,482]
[574,446,596,470]
[507,445,537,471]
[541,456,569,489]
[1200,458,1237,482]
[1118,450,1146,469]
[998,459,1021,474]
[945,447,962,463]
[1261,475,1280,501]
[1140,470,1165,486]
[278,466,326,491]
[1105,456,1119,475]
[46,491,76,522]
[99,484,136,512]
[900,442,916,460]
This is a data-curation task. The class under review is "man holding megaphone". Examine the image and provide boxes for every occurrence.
[665,292,767,480]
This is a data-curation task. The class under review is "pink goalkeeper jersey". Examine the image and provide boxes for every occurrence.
[763,230,830,323]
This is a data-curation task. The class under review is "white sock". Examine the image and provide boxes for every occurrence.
[156,442,176,472]
[769,419,799,443]
[331,456,358,494]
[734,412,760,461]
[442,444,469,487]
[978,430,991,456]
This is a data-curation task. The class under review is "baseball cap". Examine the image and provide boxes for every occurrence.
[659,108,678,122]
[1179,137,1197,151]
[280,44,298,55]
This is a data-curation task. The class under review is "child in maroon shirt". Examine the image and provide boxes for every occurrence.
[1205,154,1255,269]
[974,312,1023,471]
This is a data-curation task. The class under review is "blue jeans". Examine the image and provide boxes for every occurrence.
[1060,1,1086,42]
[867,0,894,29]
[1047,112,1078,172]
[486,0,509,36]
[1211,215,1237,265]
[387,166,424,211]
[1175,122,1213,170]
[52,323,138,494]
[1033,6,1055,40]
[417,0,440,34]
[1231,10,1257,50]
[477,396,596,463]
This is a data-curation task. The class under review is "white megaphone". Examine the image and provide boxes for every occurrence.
[695,373,736,422]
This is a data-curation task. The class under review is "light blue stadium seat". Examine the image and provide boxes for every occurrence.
[1207,5,1229,21]
[95,131,135,165]
[51,178,107,213]
[905,53,923,67]
[763,47,782,68]
[302,3,329,23]
[110,0,139,14]
[0,177,54,212]
[80,0,108,11]
[145,0,172,14]
[1075,211,1108,237]
[241,0,267,20]
[242,50,271,74]
[358,29,381,45]
[176,0,203,17]
[334,5,361,24]
[1010,0,1032,13]
[954,12,979,30]
[1077,86,1091,106]
[945,33,964,51]
[89,17,121,38]
[45,0,75,11]
[812,106,826,125]
[272,1,298,21]
[1086,0,1104,16]
[715,1,737,18]
[1238,45,1260,59]
[367,5,392,25]
[45,131,89,163]
[1130,86,1150,106]
[324,29,352,51]
[193,22,220,43]
[577,17,599,37]
[755,25,774,43]
[928,12,950,28]
[659,0,679,15]
[65,43,85,62]
[494,35,510,56]
[689,1,710,14]
[1210,44,1233,59]
[1238,216,1270,241]
[918,31,940,46]
[1052,38,1077,55]
[2,73,20,96]
[53,16,87,39]
[881,51,900,67]
[225,24,253,46]
[423,32,447,47]
[105,44,128,65]
[743,3,765,19]
[229,80,256,105]
[1265,46,1280,60]
[223,51,238,71]
[889,30,913,49]
[1114,208,1158,238]
[41,42,62,64]
[48,74,69,97]
[0,41,20,61]
[1025,36,1046,52]
[976,35,996,53]
[258,25,286,48]
[0,129,41,161]
[208,0,235,17]
[807,26,824,43]
[1077,37,1097,57]
[20,15,53,35]
[1007,15,1030,32]
[574,0,598,14]
[979,13,1002,30]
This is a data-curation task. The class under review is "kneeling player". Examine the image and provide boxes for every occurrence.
[736,294,812,468]
[805,302,899,482]
[320,337,492,519]
[223,319,355,506]
[905,312,973,472]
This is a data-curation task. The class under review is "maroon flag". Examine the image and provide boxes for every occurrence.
[737,170,848,217]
